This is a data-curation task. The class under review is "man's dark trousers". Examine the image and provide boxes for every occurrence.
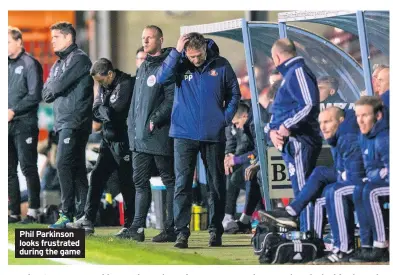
[84,138,135,227]
[225,163,248,216]
[131,152,175,231]
[56,128,90,220]
[173,138,226,238]
[8,119,40,215]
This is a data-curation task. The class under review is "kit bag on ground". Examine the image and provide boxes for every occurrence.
[252,223,325,264]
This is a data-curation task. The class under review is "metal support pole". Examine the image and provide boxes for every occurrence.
[96,11,111,60]
[356,11,373,96]
[241,19,272,211]
[278,22,287,38]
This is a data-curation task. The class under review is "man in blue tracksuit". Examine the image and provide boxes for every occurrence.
[377,67,389,108]
[264,38,322,232]
[314,107,365,263]
[157,32,241,248]
[350,96,389,262]
[260,108,362,240]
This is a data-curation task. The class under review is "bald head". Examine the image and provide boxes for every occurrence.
[271,38,297,67]
[377,67,390,95]
[319,106,345,140]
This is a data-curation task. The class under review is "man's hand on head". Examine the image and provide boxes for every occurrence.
[176,34,189,53]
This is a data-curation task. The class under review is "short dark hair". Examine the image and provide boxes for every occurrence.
[184,32,206,51]
[355,96,384,115]
[8,26,22,42]
[90,58,114,76]
[144,25,163,38]
[136,46,145,55]
[235,102,250,117]
[273,38,297,56]
[318,76,339,91]
[50,21,76,44]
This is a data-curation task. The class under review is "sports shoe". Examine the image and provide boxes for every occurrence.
[65,215,94,234]
[313,249,353,264]
[258,208,297,228]
[174,234,188,249]
[152,229,177,242]
[208,232,222,247]
[49,212,71,229]
[129,228,145,242]
[8,215,21,224]
[20,215,38,224]
[349,247,372,263]
[222,214,235,231]
[225,220,252,234]
[350,247,389,262]
[114,227,132,239]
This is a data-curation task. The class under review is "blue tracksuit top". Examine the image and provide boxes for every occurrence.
[326,109,365,182]
[266,56,320,142]
[359,107,389,184]
[381,90,389,109]
[156,39,241,142]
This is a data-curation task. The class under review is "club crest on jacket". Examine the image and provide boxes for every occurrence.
[209,69,218,76]
[147,75,156,87]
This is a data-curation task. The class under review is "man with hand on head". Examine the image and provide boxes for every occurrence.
[157,32,240,248]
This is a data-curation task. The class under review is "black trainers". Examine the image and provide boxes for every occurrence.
[129,228,145,242]
[209,232,222,247]
[20,215,38,224]
[8,215,21,223]
[350,247,389,262]
[65,216,94,234]
[174,234,188,249]
[349,247,372,263]
[114,227,132,239]
[258,208,297,228]
[225,220,252,234]
[152,230,177,242]
[313,250,354,264]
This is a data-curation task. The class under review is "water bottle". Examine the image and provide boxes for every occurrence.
[283,231,312,240]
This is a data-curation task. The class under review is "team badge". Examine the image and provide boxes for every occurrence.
[209,69,218,76]
[15,66,23,74]
[147,75,156,87]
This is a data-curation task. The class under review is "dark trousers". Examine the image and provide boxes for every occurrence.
[8,121,40,215]
[84,138,135,227]
[131,152,175,231]
[56,129,89,220]
[244,178,262,216]
[225,164,247,216]
[174,138,226,237]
